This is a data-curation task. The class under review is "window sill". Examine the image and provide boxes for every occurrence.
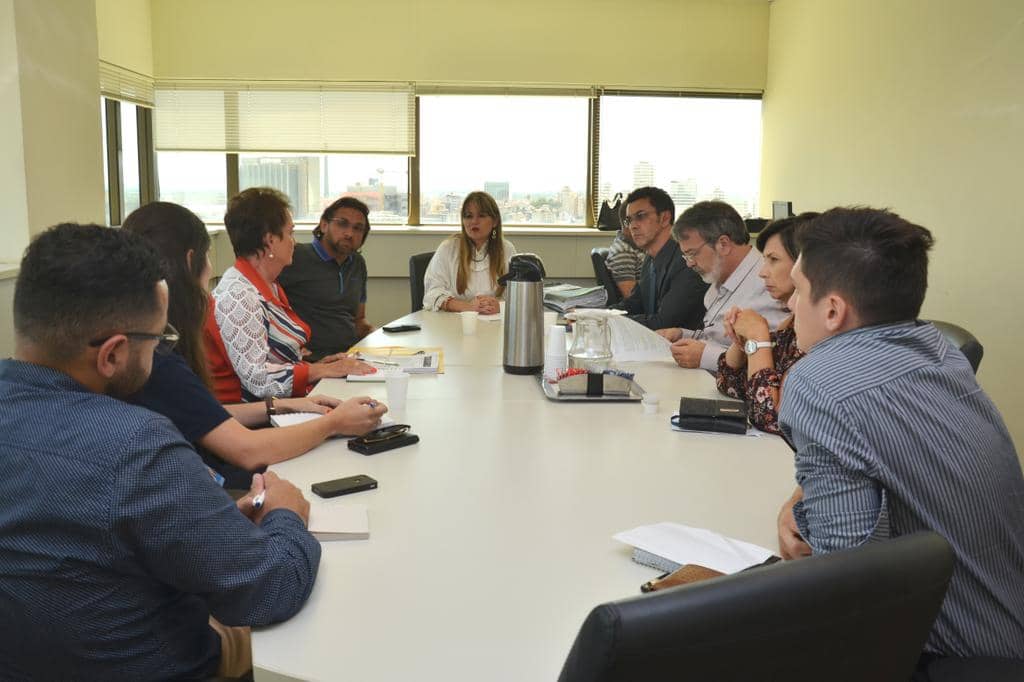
[0,264,19,281]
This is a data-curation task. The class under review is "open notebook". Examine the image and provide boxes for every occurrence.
[270,412,394,437]
[309,503,369,541]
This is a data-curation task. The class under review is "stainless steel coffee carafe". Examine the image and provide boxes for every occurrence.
[498,254,546,374]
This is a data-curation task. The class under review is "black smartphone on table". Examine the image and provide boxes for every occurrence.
[348,424,419,455]
[311,474,378,498]
[382,324,421,333]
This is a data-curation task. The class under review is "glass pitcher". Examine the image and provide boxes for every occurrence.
[568,314,613,372]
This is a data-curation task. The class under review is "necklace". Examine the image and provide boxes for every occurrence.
[471,248,488,263]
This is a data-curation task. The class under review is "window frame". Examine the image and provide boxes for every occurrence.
[102,96,156,226]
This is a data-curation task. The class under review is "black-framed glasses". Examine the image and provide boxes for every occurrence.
[88,323,180,355]
[361,424,410,443]
[622,209,653,228]
[327,217,367,233]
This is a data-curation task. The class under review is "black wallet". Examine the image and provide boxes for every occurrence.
[347,432,419,455]
[673,397,749,435]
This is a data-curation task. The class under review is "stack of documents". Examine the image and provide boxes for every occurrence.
[347,346,444,380]
[613,522,774,574]
[309,503,370,541]
[543,284,609,313]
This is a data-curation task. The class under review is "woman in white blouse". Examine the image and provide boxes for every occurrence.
[422,191,516,314]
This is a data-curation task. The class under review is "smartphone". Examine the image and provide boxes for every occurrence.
[311,474,378,498]
[382,324,421,333]
[348,432,419,455]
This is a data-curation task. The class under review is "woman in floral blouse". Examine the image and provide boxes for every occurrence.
[716,212,819,434]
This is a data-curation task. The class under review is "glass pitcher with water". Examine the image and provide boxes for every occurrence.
[568,313,613,372]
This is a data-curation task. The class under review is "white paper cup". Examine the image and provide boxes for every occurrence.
[385,371,410,415]
[544,310,557,329]
[641,392,660,415]
[547,324,567,354]
[460,311,479,335]
[499,300,506,316]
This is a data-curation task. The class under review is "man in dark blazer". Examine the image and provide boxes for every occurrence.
[614,186,708,330]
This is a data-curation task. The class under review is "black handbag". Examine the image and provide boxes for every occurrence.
[672,397,749,434]
[597,193,624,231]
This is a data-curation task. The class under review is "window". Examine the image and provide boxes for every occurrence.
[155,152,228,224]
[120,101,142,216]
[419,95,589,225]
[237,154,408,224]
[598,95,762,218]
[100,96,154,225]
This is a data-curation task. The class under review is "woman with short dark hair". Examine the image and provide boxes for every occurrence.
[204,187,375,403]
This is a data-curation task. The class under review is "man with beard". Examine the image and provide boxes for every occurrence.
[0,224,321,679]
[657,201,788,371]
[278,196,374,361]
[612,186,708,330]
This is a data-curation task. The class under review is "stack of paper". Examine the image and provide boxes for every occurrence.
[613,522,774,574]
[543,283,609,313]
[309,503,370,541]
[347,346,444,380]
[270,412,394,437]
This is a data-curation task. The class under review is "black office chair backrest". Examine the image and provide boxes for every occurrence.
[408,251,435,313]
[926,319,984,373]
[559,531,954,682]
[590,247,621,306]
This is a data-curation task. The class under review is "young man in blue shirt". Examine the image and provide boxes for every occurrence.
[0,224,321,679]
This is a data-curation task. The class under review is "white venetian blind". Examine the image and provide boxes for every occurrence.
[153,81,416,155]
[99,61,154,107]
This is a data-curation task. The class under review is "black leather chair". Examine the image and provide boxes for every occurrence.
[590,247,621,306]
[926,320,984,373]
[408,252,434,313]
[559,532,954,682]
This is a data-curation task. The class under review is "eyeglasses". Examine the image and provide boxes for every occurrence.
[88,323,180,355]
[622,209,654,228]
[681,241,712,263]
[360,424,410,443]
[327,217,366,233]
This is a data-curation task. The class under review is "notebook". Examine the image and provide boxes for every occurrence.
[348,346,444,376]
[614,522,774,574]
[270,412,394,437]
[309,503,369,541]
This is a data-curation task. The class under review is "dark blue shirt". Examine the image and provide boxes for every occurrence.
[129,351,231,442]
[0,360,321,679]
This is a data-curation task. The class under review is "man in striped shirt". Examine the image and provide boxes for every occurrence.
[777,207,1024,661]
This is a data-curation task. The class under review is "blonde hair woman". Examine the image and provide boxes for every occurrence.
[422,191,517,314]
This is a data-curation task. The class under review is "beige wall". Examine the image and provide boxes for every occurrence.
[151,0,768,91]
[0,0,30,264]
[96,0,153,75]
[761,0,1024,449]
[0,274,15,358]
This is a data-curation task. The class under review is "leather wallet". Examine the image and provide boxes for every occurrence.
[674,397,749,434]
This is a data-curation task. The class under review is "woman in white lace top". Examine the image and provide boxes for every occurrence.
[422,191,516,314]
[204,188,375,402]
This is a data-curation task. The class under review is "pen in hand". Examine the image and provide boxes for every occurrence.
[252,490,266,511]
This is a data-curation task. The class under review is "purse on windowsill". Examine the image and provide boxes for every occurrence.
[672,397,749,435]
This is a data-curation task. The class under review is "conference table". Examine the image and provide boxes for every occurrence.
[253,311,798,681]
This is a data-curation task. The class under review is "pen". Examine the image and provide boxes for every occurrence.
[252,490,266,510]
[367,401,378,408]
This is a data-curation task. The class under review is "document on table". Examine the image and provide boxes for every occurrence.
[270,412,394,437]
[613,522,774,574]
[309,503,369,541]
[349,347,444,375]
[607,316,674,363]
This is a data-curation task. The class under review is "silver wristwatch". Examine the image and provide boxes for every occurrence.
[743,339,776,355]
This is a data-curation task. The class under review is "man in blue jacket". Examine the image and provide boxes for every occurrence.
[0,223,321,679]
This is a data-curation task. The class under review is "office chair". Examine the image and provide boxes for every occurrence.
[744,217,769,235]
[926,320,984,373]
[590,247,621,306]
[559,532,954,682]
[408,251,434,313]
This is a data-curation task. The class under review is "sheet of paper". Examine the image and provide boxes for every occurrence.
[606,315,675,363]
[270,412,393,438]
[669,412,765,437]
[309,503,369,541]
[346,373,386,383]
[478,312,503,322]
[613,522,773,574]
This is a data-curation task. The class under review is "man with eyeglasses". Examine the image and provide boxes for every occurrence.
[278,196,374,361]
[0,224,320,679]
[612,186,708,331]
[657,201,788,371]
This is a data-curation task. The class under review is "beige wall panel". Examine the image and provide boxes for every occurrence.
[0,275,15,358]
[761,0,1024,453]
[96,0,153,75]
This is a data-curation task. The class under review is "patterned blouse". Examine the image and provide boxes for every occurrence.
[716,321,803,435]
[204,258,312,403]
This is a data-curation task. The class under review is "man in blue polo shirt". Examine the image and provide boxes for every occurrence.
[279,196,374,361]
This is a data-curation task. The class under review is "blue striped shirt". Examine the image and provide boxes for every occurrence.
[0,360,322,679]
[779,321,1024,658]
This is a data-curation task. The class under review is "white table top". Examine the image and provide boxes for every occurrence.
[253,313,797,682]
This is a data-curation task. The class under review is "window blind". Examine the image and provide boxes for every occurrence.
[99,61,154,108]
[153,81,416,155]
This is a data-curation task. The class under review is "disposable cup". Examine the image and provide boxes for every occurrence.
[385,371,410,416]
[499,300,506,316]
[543,310,557,329]
[460,311,479,335]
[547,324,567,354]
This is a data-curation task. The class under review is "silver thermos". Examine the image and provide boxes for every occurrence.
[499,254,546,374]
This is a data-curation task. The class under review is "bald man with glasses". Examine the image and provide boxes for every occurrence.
[657,201,788,371]
[612,186,708,331]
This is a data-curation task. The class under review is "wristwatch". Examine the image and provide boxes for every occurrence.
[744,339,776,355]
[264,394,278,419]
